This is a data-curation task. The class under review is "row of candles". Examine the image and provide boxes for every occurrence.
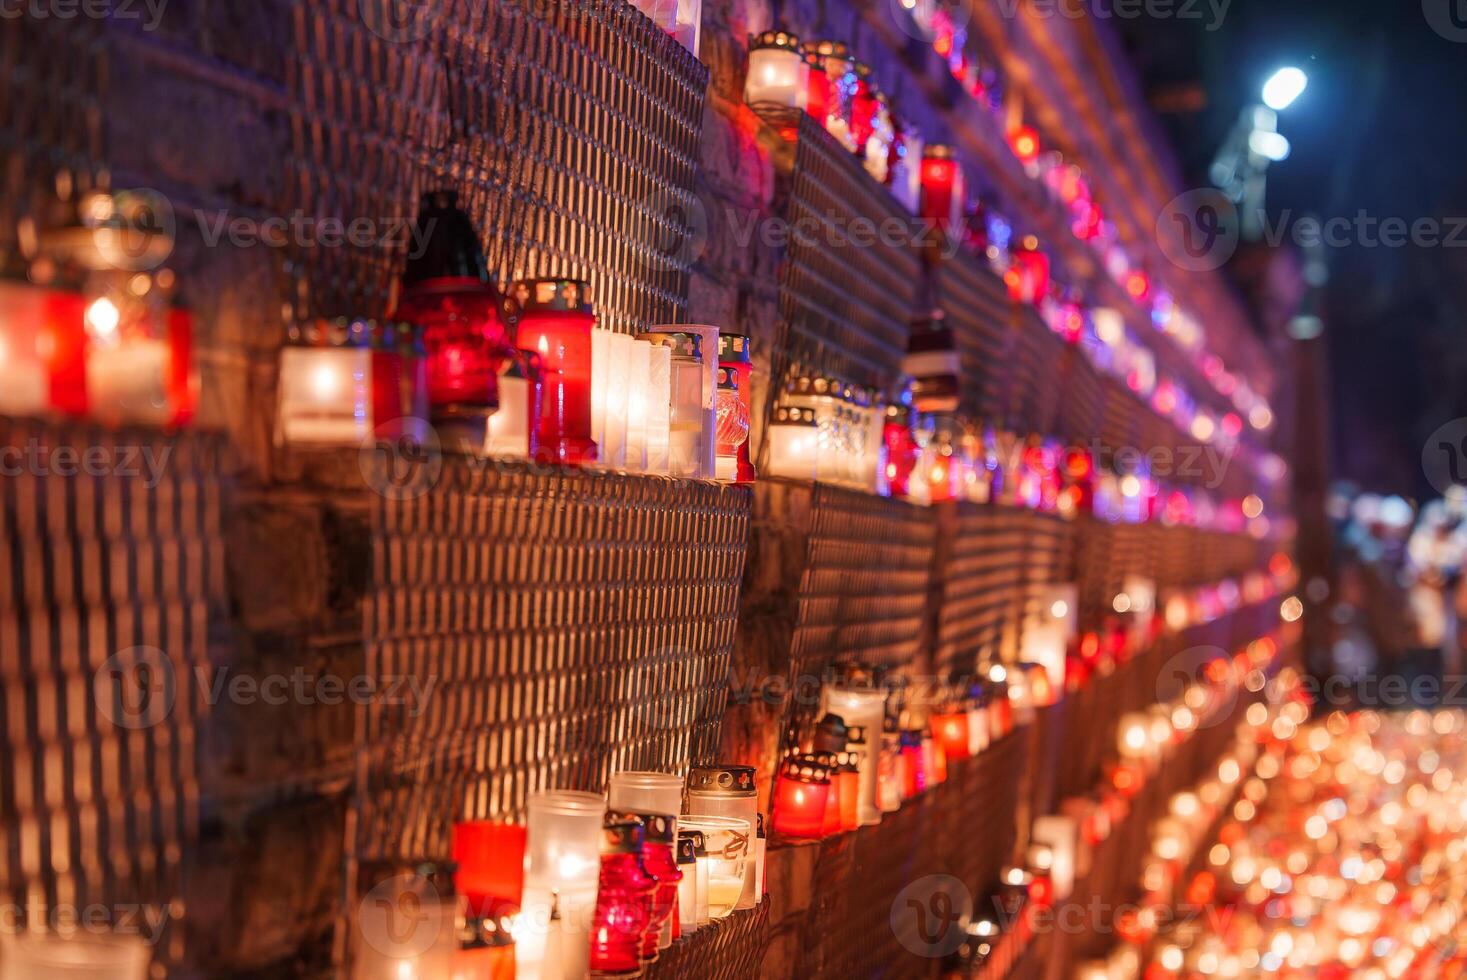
[1133,709,1467,979]
[742,26,1278,462]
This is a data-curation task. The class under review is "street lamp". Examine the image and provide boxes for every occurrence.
[1210,68,1308,239]
[1262,67,1308,111]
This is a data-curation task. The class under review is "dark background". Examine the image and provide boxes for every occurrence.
[1113,0,1467,501]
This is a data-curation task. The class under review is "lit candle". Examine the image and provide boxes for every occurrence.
[0,932,152,980]
[635,337,673,476]
[771,756,831,840]
[352,864,458,979]
[766,405,819,481]
[806,41,857,150]
[624,338,652,472]
[1030,815,1078,901]
[678,816,751,919]
[684,765,759,910]
[512,279,598,467]
[674,832,699,936]
[823,666,888,825]
[483,349,541,460]
[745,29,808,125]
[660,324,719,479]
[276,319,373,446]
[932,710,971,764]
[588,815,656,977]
[518,791,605,980]
[607,771,684,952]
[0,281,53,417]
[642,331,703,479]
[84,294,180,427]
[601,331,633,469]
[920,144,963,240]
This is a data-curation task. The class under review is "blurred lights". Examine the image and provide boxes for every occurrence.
[1262,67,1308,111]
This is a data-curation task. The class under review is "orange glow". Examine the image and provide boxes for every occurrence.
[1125,271,1151,300]
[1009,125,1040,164]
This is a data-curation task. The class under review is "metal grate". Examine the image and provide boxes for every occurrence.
[0,418,224,972]
[1006,306,1068,437]
[777,113,924,391]
[931,502,1029,675]
[646,901,771,979]
[356,461,751,862]
[284,0,709,333]
[937,253,1015,425]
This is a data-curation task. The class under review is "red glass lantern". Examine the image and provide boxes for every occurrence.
[717,333,756,483]
[511,278,598,466]
[371,320,429,442]
[589,815,657,976]
[714,365,751,483]
[850,62,878,150]
[932,711,970,764]
[919,144,961,239]
[771,756,831,839]
[628,813,680,962]
[1009,125,1041,166]
[880,404,919,498]
[395,190,510,426]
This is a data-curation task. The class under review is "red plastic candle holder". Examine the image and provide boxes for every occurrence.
[919,144,961,239]
[511,278,598,466]
[627,813,680,962]
[452,821,527,915]
[589,815,657,976]
[932,712,971,763]
[771,757,831,840]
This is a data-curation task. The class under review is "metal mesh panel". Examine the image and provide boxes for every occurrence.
[356,461,751,862]
[938,252,1014,424]
[1057,346,1105,446]
[645,900,771,979]
[932,502,1029,676]
[285,0,708,332]
[0,418,223,971]
[1006,306,1067,436]
[777,113,923,390]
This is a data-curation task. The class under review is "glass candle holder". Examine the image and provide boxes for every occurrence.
[607,771,683,951]
[0,281,55,417]
[484,349,542,460]
[513,279,598,467]
[637,337,673,475]
[766,405,819,481]
[625,338,653,472]
[0,932,151,980]
[352,863,458,980]
[452,821,527,917]
[878,404,919,498]
[396,190,508,424]
[588,815,656,977]
[678,816,750,919]
[920,144,963,240]
[646,328,706,479]
[904,311,960,414]
[771,756,831,840]
[717,333,756,483]
[714,366,750,483]
[932,710,971,764]
[621,813,679,962]
[674,833,699,937]
[877,723,903,814]
[276,319,372,447]
[600,331,633,469]
[807,41,857,150]
[369,320,430,444]
[850,62,877,151]
[684,765,758,910]
[1006,243,1050,305]
[672,324,720,479]
[899,730,926,800]
[966,684,990,756]
[823,668,888,825]
[809,751,852,837]
[753,814,767,903]
[83,284,193,427]
[519,791,605,980]
[745,29,808,126]
[864,92,894,183]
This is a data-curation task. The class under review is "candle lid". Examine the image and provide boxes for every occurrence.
[626,812,676,845]
[809,749,857,774]
[641,330,702,361]
[757,813,766,839]
[716,366,740,392]
[805,39,851,62]
[510,278,594,315]
[845,724,867,746]
[781,756,831,785]
[826,660,883,691]
[679,829,708,859]
[686,765,757,797]
[402,189,495,290]
[717,332,753,364]
[675,835,698,865]
[287,317,372,349]
[602,812,647,855]
[750,28,801,51]
[812,712,849,753]
[773,406,818,428]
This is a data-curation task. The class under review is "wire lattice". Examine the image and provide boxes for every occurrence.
[937,252,1014,425]
[932,502,1029,675]
[0,418,223,972]
[284,0,708,333]
[776,114,924,392]
[645,901,771,978]
[356,461,751,862]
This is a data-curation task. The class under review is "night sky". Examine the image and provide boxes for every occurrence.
[1113,0,1467,501]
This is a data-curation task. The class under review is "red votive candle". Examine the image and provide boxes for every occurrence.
[452,821,527,914]
[717,333,756,483]
[932,711,971,764]
[590,815,656,976]
[771,756,831,840]
[920,144,961,238]
[511,278,598,466]
[629,813,680,963]
[899,731,926,800]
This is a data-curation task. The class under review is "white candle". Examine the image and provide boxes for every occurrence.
[590,328,612,453]
[484,366,530,459]
[87,336,173,427]
[668,325,719,479]
[518,791,604,980]
[601,332,632,469]
[625,339,652,472]
[0,932,151,980]
[277,346,372,446]
[643,343,672,476]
